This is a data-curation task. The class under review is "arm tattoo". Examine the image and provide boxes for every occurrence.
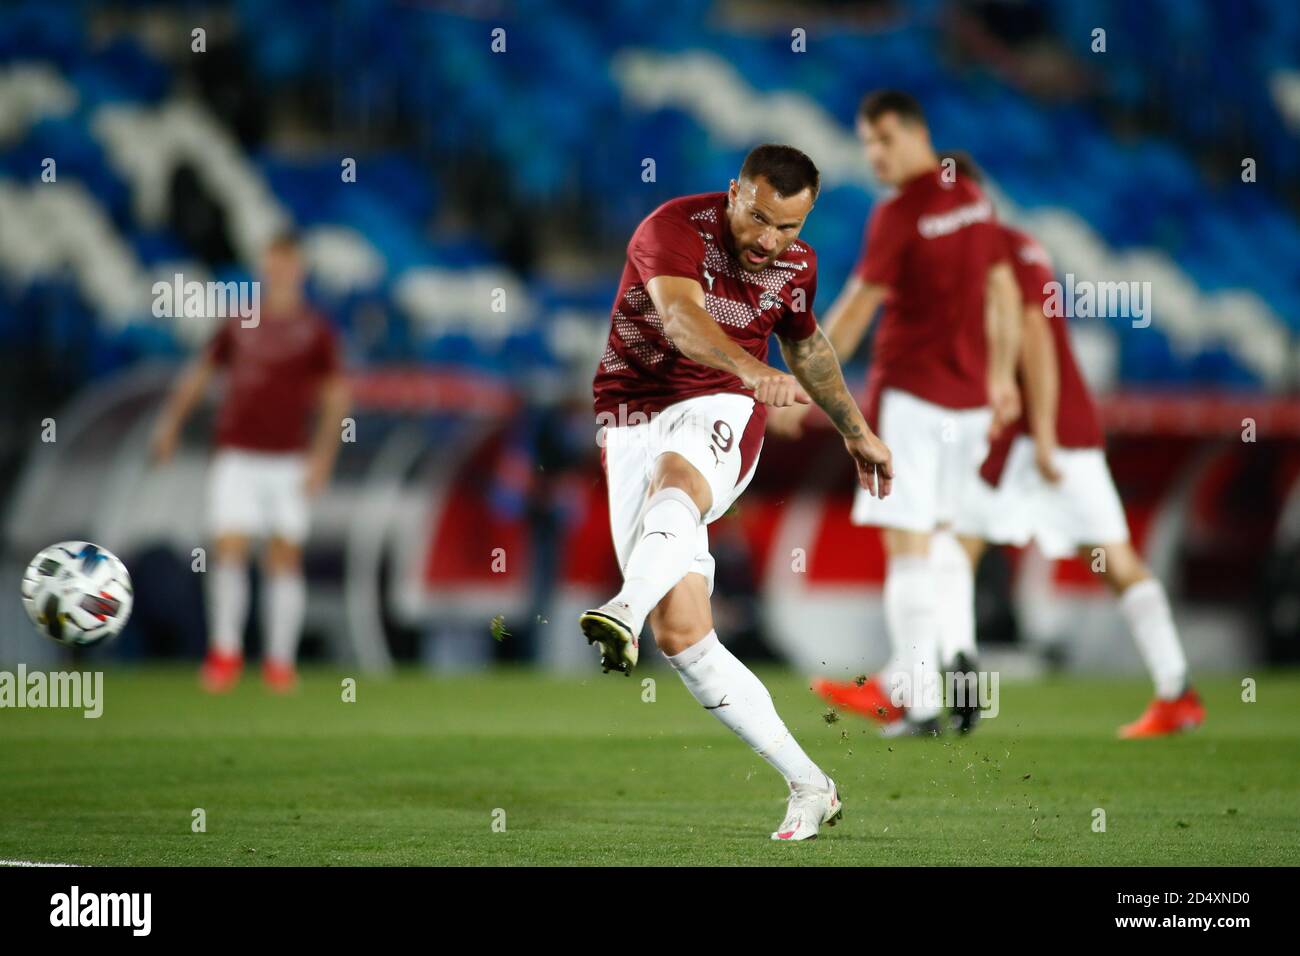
[782,331,865,438]
[705,344,741,375]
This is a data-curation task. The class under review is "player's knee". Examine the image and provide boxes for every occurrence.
[884,527,931,557]
[214,535,250,565]
[265,538,303,575]
[649,453,712,517]
[1102,544,1149,592]
[956,534,986,566]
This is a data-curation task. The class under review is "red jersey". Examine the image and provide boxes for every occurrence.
[205,309,341,452]
[592,192,819,429]
[853,168,1007,427]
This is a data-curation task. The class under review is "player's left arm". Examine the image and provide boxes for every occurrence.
[1019,302,1062,483]
[778,328,892,498]
[986,259,1022,436]
[305,372,350,497]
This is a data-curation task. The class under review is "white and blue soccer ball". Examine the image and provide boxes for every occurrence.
[21,541,134,647]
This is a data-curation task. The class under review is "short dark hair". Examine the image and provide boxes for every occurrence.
[939,149,982,183]
[858,89,927,126]
[739,144,820,200]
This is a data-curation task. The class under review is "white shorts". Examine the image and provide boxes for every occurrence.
[851,387,993,532]
[208,449,311,544]
[956,435,1130,558]
[602,392,762,595]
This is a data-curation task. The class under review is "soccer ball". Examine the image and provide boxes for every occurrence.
[21,541,134,647]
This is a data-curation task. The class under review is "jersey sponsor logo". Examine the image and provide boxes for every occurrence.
[917,199,993,239]
[771,259,808,270]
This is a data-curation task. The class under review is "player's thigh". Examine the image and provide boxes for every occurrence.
[955,436,1036,549]
[647,571,714,656]
[602,423,652,571]
[648,451,713,517]
[851,389,942,532]
[937,405,993,525]
[209,451,263,541]
[653,393,760,524]
[265,455,311,546]
[1040,448,1131,560]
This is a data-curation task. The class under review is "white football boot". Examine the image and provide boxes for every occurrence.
[579,601,639,675]
[771,777,842,841]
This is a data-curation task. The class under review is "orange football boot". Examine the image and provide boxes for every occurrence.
[262,660,300,694]
[812,675,906,724]
[1118,687,1205,738]
[200,652,243,693]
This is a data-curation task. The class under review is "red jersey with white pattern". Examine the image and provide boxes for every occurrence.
[1002,225,1104,449]
[205,308,342,452]
[852,168,1007,428]
[592,192,819,430]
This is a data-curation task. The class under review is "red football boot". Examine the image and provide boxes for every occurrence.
[200,652,243,693]
[1118,688,1206,738]
[262,660,300,694]
[811,675,906,724]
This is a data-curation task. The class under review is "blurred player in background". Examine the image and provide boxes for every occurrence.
[772,92,1021,736]
[580,145,893,840]
[951,197,1204,738]
[150,232,349,693]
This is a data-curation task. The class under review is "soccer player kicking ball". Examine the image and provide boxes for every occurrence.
[151,232,349,694]
[955,222,1205,738]
[580,145,893,841]
[772,92,1022,736]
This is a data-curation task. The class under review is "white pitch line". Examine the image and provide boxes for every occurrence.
[0,859,80,867]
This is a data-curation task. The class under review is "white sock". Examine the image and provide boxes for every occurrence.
[882,553,941,720]
[264,572,306,666]
[932,530,976,665]
[208,561,248,657]
[667,631,828,789]
[613,488,701,633]
[1119,578,1187,699]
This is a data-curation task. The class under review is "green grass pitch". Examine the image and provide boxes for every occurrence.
[1,667,1297,866]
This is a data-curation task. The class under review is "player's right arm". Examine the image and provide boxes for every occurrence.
[1019,301,1062,483]
[645,274,811,407]
[150,355,217,464]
